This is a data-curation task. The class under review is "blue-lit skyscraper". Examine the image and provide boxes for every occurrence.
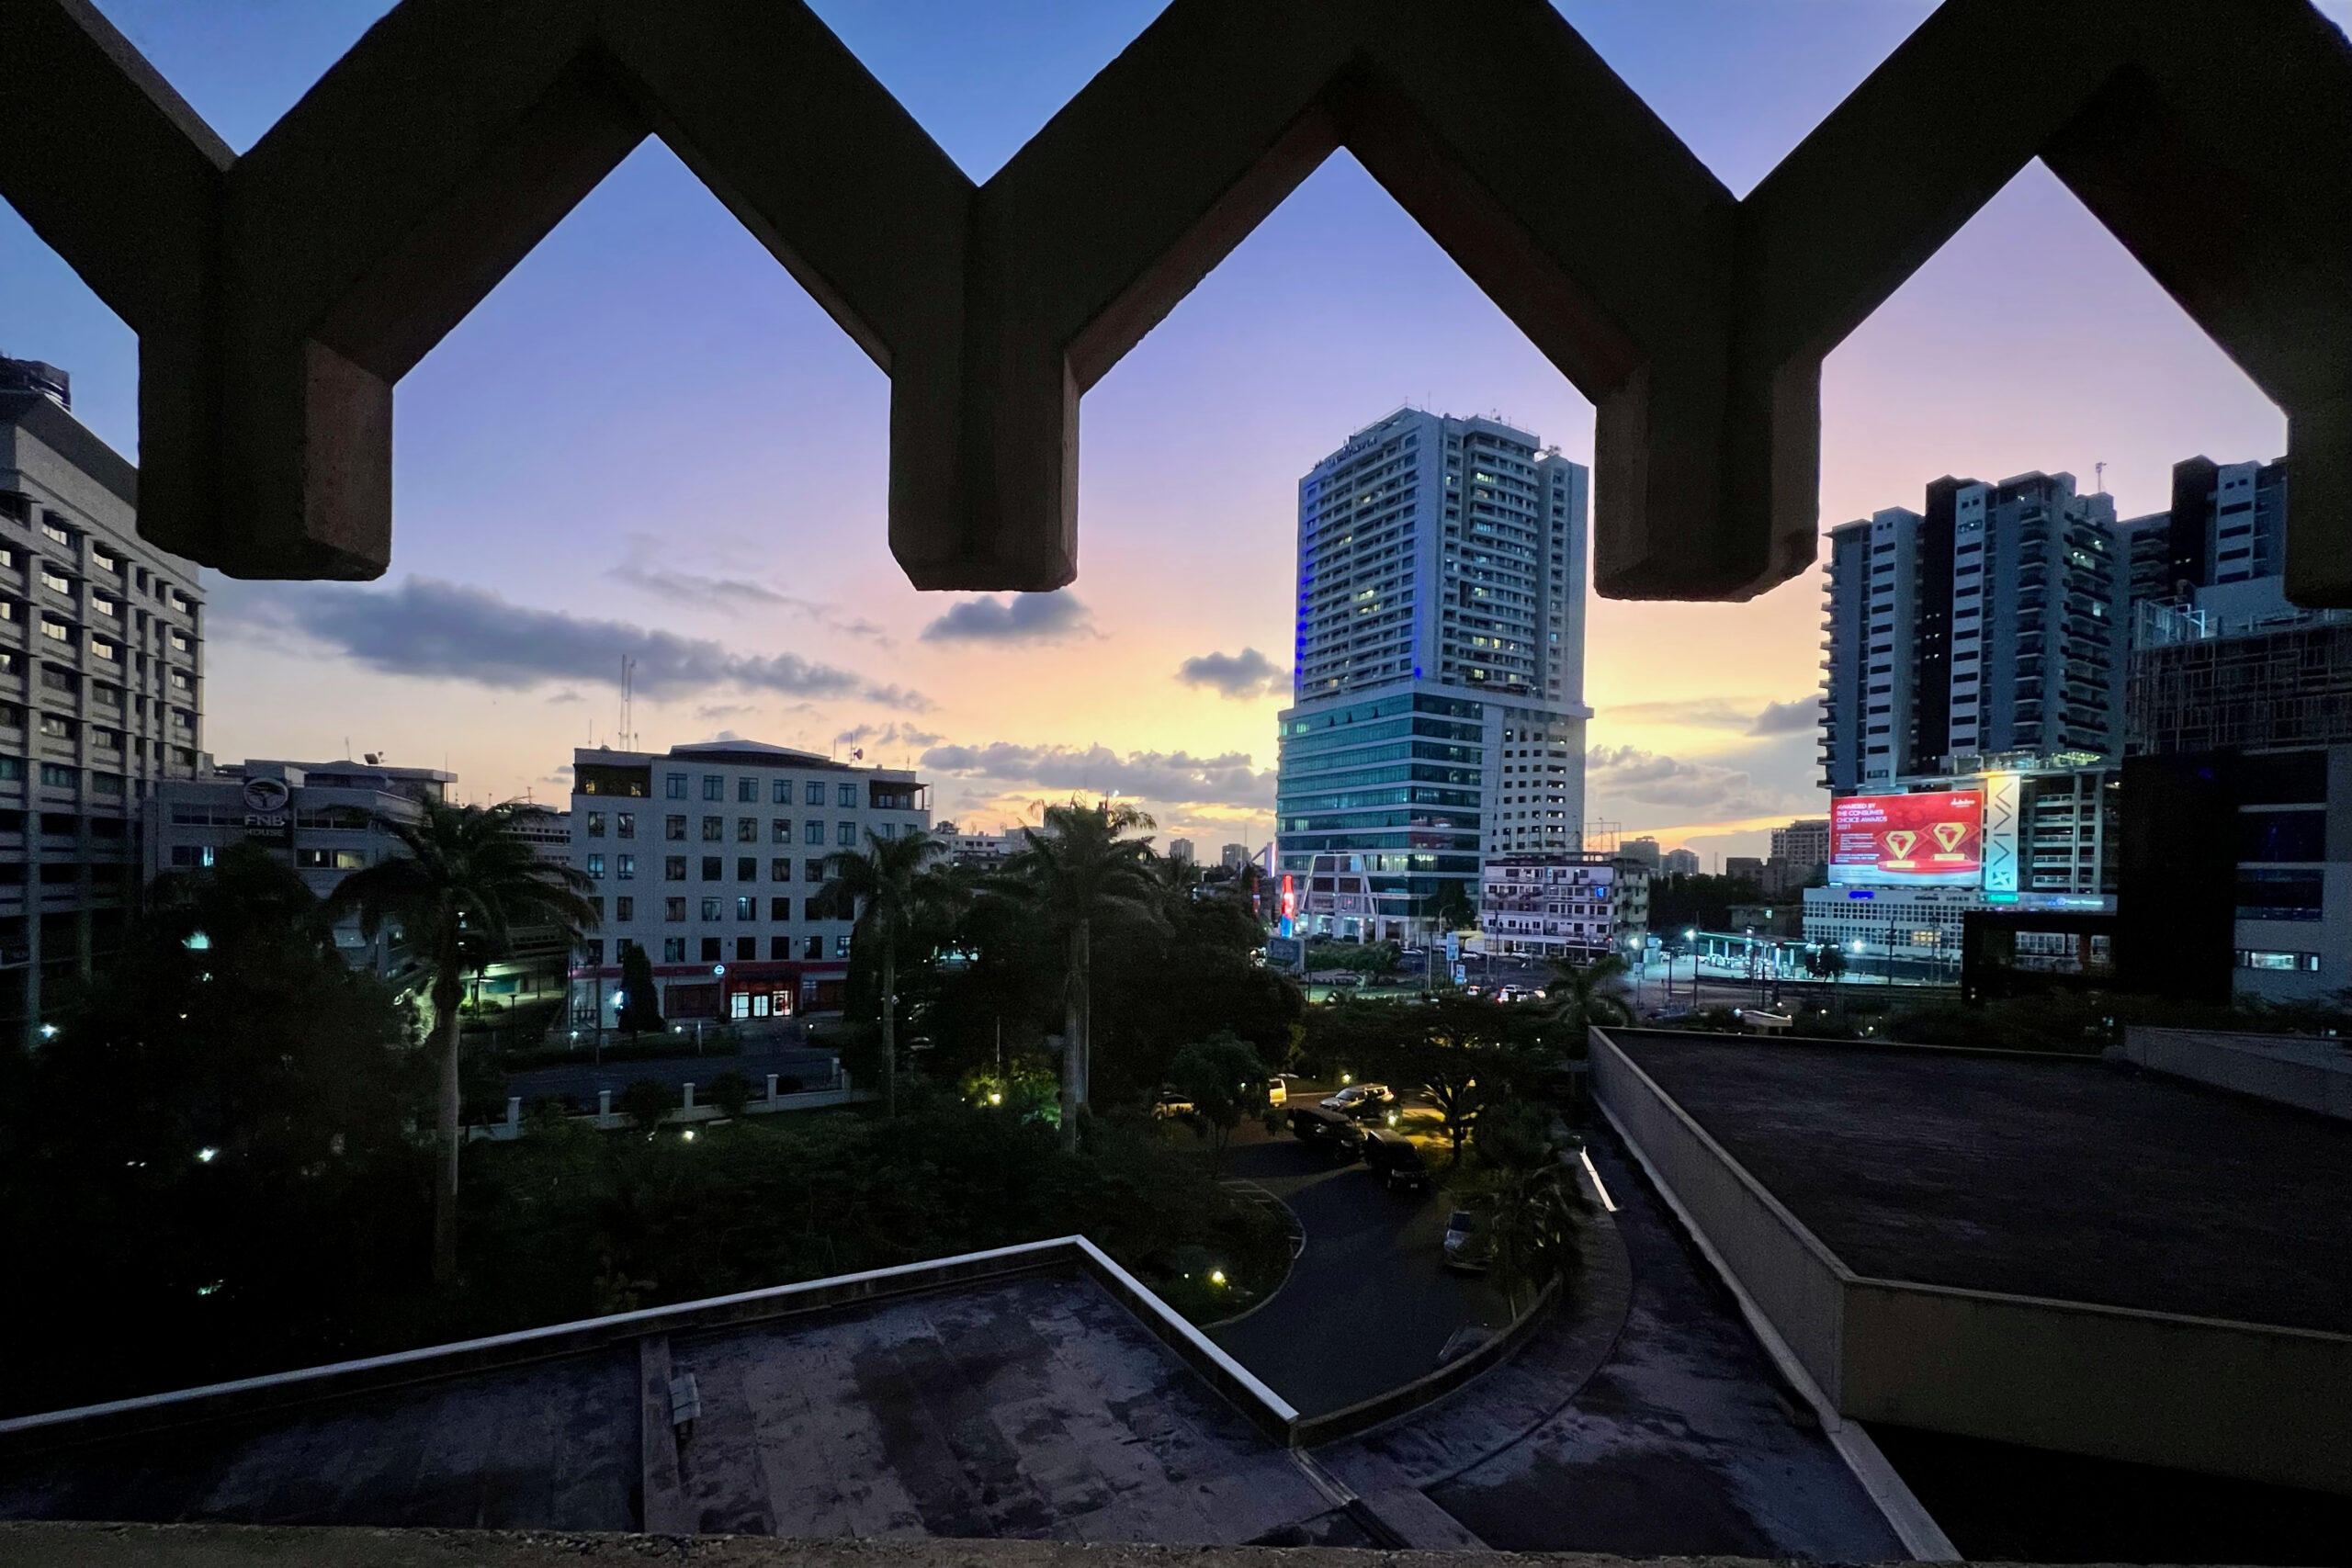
[1275,409,1590,940]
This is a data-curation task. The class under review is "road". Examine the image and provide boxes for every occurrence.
[506,1043,839,1106]
[1209,1107,1509,1418]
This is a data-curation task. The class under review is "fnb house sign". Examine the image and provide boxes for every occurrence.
[241,776,291,831]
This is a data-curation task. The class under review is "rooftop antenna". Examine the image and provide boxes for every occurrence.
[2095,460,2107,495]
[620,655,637,750]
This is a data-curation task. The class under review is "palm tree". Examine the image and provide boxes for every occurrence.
[820,827,949,1117]
[1546,952,1633,1045]
[327,798,598,1282]
[997,799,1160,1148]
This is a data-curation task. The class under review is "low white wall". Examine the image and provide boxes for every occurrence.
[1589,1030,1849,1403]
[1844,1279,2352,1496]
[2123,1026,2352,1121]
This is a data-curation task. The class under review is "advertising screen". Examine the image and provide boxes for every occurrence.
[1828,791,1984,886]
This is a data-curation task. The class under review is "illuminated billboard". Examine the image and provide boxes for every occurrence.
[1828,791,1984,886]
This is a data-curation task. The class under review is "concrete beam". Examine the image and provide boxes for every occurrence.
[0,0,2343,602]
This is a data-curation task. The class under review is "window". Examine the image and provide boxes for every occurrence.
[771,779,791,804]
[805,780,824,806]
[2237,950,2322,973]
[581,941,605,966]
[773,818,791,842]
[738,817,757,842]
[805,860,824,882]
[700,937,722,963]
[169,843,217,868]
[665,773,686,799]
[39,713,73,739]
[701,815,723,840]
[586,811,605,837]
[738,777,757,802]
[91,593,119,618]
[2239,809,2326,863]
[804,819,823,844]
[665,814,686,840]
[616,813,635,840]
[804,935,822,959]
[834,933,852,958]
[586,852,605,879]
[40,567,73,596]
[616,854,635,880]
[836,822,856,846]
[664,897,686,921]
[736,896,755,921]
[833,782,854,807]
[701,856,722,880]
[737,856,756,882]
[295,847,366,870]
[615,896,634,921]
[40,665,74,693]
[770,936,793,960]
[737,936,758,960]
[701,897,722,921]
[89,547,119,574]
[771,897,791,919]
[806,897,827,921]
[664,856,686,881]
[40,517,70,547]
[40,616,69,643]
[702,775,724,801]
[2236,869,2324,922]
[663,937,686,961]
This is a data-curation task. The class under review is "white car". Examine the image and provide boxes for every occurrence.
[1319,1083,1394,1118]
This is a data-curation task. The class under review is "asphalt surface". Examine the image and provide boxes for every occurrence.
[1421,1130,1907,1559]
[1208,1115,1508,1418]
[506,1043,839,1106]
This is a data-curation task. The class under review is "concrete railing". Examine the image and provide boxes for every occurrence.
[1591,1027,2352,1497]
[1291,1278,1559,1449]
[2122,1026,2352,1121]
[468,1068,869,1142]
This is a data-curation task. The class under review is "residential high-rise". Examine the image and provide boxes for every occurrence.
[2,358,207,1048]
[1820,471,2126,794]
[1617,835,1661,874]
[567,740,928,1028]
[1770,818,1830,873]
[1659,846,1701,877]
[1168,838,1194,864]
[1276,410,1591,939]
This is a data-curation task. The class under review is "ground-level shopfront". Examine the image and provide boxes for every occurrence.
[568,957,849,1028]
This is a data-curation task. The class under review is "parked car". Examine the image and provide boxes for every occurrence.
[1288,1106,1364,1160]
[1442,1209,1492,1272]
[1361,1128,1431,1191]
[1319,1083,1394,1118]
[1151,1089,1195,1119]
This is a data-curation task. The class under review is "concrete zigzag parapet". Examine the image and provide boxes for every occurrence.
[0,0,2345,604]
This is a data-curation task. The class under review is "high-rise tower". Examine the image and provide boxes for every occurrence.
[1276,409,1590,940]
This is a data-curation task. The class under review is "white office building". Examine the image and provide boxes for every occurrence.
[1479,853,1650,962]
[145,758,458,977]
[1276,410,1592,939]
[567,740,929,1025]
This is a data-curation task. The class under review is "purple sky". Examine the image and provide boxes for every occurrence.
[5,2,2339,863]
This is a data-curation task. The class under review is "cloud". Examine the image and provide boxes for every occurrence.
[918,592,1091,644]
[695,703,758,722]
[1604,697,1758,729]
[1175,647,1288,700]
[835,722,944,749]
[1586,742,1807,822]
[221,576,929,710]
[920,741,1274,811]
[1748,696,1823,736]
[607,537,892,643]
[546,688,587,705]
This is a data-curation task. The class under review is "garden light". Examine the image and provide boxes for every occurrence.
[1208,1269,1227,1287]
[989,1090,1003,1105]
[196,1147,218,1164]
[681,1129,696,1143]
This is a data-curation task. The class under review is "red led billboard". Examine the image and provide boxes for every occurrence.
[1828,791,1984,886]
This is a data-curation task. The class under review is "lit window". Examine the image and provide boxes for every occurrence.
[586,853,605,879]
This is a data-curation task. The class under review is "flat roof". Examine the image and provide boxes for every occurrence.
[1609,1032,2352,1336]
[0,1271,1329,1540]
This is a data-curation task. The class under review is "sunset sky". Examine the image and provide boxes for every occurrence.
[6,1,2341,863]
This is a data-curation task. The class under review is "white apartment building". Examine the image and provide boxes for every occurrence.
[2,358,207,1047]
[567,740,929,1025]
[1479,853,1650,962]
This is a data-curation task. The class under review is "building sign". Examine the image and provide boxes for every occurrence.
[241,775,291,833]
[1264,935,1304,972]
[1828,791,1984,887]
[1981,772,2020,896]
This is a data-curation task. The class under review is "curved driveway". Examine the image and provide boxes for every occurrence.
[1209,1120,1508,1418]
